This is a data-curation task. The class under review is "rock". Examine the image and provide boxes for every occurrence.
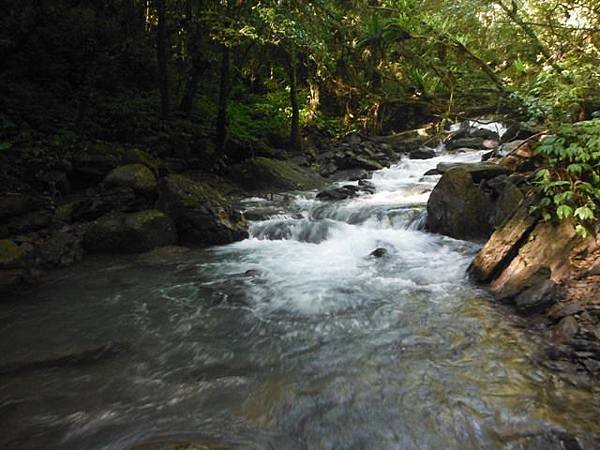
[348,170,371,181]
[71,141,124,185]
[0,193,49,219]
[36,230,84,268]
[0,208,54,238]
[490,182,524,228]
[370,248,387,258]
[553,316,579,342]
[71,186,145,222]
[358,179,376,193]
[136,245,191,266]
[489,220,580,299]
[445,137,487,151]
[229,157,324,191]
[316,185,361,201]
[372,127,436,153]
[500,122,544,144]
[549,303,587,322]
[409,147,436,159]
[121,148,163,175]
[84,210,177,253]
[423,168,441,176]
[426,168,493,240]
[156,175,247,245]
[513,277,564,313]
[104,164,157,196]
[468,204,538,283]
[0,239,27,269]
[436,162,509,183]
[244,269,260,277]
[498,139,527,156]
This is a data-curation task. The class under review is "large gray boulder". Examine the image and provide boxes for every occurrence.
[426,168,493,239]
[84,210,177,253]
[436,162,509,183]
[156,175,248,245]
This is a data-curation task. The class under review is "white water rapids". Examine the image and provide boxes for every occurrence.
[1,146,599,450]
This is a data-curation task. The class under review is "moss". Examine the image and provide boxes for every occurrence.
[122,148,162,175]
[165,174,229,209]
[104,163,156,194]
[0,239,26,269]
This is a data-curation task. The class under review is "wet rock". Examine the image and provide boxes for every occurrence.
[553,316,579,342]
[423,168,441,176]
[372,127,436,153]
[370,248,387,258]
[156,175,247,245]
[426,168,493,240]
[35,230,84,268]
[409,147,436,159]
[244,269,260,277]
[500,122,544,144]
[445,137,487,151]
[358,179,376,193]
[436,162,509,183]
[84,210,177,253]
[316,185,361,201]
[104,163,157,196]
[348,170,371,181]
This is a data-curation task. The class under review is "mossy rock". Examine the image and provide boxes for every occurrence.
[0,240,26,269]
[156,175,248,245]
[71,141,125,183]
[122,148,163,175]
[84,210,177,253]
[104,163,157,195]
[228,157,325,192]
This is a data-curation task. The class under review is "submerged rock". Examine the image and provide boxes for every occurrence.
[409,147,436,159]
[317,185,361,201]
[369,248,387,258]
[135,245,191,266]
[84,210,177,253]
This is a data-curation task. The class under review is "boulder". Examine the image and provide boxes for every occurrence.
[436,162,509,183]
[513,276,564,313]
[84,210,177,253]
[104,163,157,196]
[71,141,124,185]
[156,175,247,245]
[316,185,361,201]
[121,148,163,175]
[426,168,493,240]
[468,204,538,283]
[0,193,49,219]
[445,137,487,151]
[553,316,579,342]
[372,127,437,153]
[229,157,324,191]
[36,230,84,268]
[71,187,145,222]
[409,147,436,159]
[0,208,54,239]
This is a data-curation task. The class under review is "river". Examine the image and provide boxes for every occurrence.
[1,148,599,449]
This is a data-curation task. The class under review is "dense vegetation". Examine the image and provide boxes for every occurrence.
[1,1,599,220]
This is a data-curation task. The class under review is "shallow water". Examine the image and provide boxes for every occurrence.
[1,149,599,450]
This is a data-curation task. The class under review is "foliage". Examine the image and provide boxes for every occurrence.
[534,119,600,237]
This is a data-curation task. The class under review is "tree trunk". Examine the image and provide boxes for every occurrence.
[155,0,170,120]
[288,49,302,153]
[215,44,230,153]
[179,0,206,117]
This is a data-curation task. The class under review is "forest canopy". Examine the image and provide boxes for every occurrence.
[1,0,599,156]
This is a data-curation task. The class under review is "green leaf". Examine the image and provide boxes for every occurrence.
[574,206,594,221]
[556,204,573,220]
[0,142,12,151]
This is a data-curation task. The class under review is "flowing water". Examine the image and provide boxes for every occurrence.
[1,150,599,450]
